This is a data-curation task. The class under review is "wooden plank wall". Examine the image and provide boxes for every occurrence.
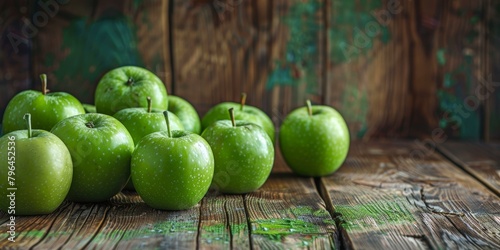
[0,0,498,141]
[0,0,33,126]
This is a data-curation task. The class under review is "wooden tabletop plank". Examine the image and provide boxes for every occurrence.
[320,141,500,250]
[198,194,250,249]
[0,158,337,249]
[33,203,109,249]
[246,174,337,249]
[2,141,498,249]
[91,193,200,250]
[438,142,500,196]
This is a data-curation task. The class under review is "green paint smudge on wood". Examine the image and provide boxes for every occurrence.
[252,218,319,241]
[436,5,484,139]
[51,14,143,103]
[437,48,446,66]
[287,206,331,218]
[200,223,247,244]
[230,223,247,235]
[438,53,480,139]
[200,223,230,245]
[341,84,369,138]
[91,220,198,242]
[266,0,321,91]
[329,0,391,63]
[334,201,415,231]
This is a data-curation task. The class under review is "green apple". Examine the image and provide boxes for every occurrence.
[279,100,350,177]
[132,111,214,210]
[0,114,72,215]
[113,97,184,144]
[51,113,134,202]
[94,66,168,115]
[82,104,96,113]
[2,74,85,134]
[201,108,274,194]
[168,95,201,134]
[113,97,184,191]
[201,93,275,143]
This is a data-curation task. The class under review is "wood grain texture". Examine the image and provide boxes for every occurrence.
[0,156,336,249]
[1,141,499,249]
[32,0,172,106]
[325,0,493,140]
[246,174,337,249]
[438,142,500,196]
[0,0,33,120]
[319,141,500,249]
[1,0,498,141]
[198,193,250,249]
[433,0,489,140]
[486,0,500,141]
[326,0,412,139]
[171,0,324,122]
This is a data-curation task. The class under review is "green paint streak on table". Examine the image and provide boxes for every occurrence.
[1,141,499,249]
[334,200,415,231]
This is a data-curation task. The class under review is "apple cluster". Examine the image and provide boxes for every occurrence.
[0,66,350,215]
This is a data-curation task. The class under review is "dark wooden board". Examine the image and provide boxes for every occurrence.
[438,142,500,196]
[171,0,325,122]
[0,0,34,120]
[325,0,494,140]
[32,0,172,105]
[1,0,498,141]
[320,141,500,249]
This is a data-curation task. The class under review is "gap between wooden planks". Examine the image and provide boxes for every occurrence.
[1,141,499,249]
[318,141,500,250]
[0,147,338,249]
[437,142,500,196]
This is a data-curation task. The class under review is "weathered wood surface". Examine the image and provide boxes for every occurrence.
[0,1,33,122]
[0,148,337,249]
[1,141,499,249]
[438,142,500,196]
[32,0,172,105]
[320,141,500,249]
[2,0,499,140]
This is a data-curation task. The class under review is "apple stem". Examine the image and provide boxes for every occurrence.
[306,99,313,117]
[147,97,152,113]
[163,111,172,138]
[240,92,247,111]
[85,121,95,128]
[40,74,48,95]
[24,113,32,138]
[229,108,236,127]
[127,78,134,86]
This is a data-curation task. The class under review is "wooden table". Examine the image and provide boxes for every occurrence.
[1,141,499,249]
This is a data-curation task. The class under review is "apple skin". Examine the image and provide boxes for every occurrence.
[113,108,184,191]
[168,95,201,134]
[51,113,134,202]
[2,90,85,134]
[94,66,168,115]
[201,120,274,194]
[279,105,350,177]
[0,129,72,215]
[83,104,96,113]
[131,130,214,210]
[201,103,275,143]
[113,109,184,144]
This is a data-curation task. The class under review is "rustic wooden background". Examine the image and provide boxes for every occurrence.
[0,0,499,141]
